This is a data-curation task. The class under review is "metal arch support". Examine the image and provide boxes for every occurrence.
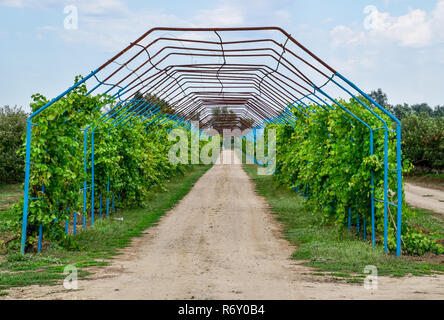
[20,27,403,258]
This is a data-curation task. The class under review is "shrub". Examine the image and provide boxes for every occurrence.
[0,105,27,183]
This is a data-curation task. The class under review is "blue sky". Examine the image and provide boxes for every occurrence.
[1,0,443,111]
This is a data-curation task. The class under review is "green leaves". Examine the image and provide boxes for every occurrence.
[269,98,435,254]
[17,81,204,250]
[401,115,444,170]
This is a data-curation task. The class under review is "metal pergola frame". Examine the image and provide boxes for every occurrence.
[20,27,403,257]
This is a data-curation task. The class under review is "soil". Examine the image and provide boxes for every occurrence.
[405,183,444,215]
[2,150,444,300]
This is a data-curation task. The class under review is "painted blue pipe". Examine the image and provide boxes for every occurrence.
[38,225,43,253]
[83,128,87,230]
[16,70,97,254]
[335,73,402,257]
[348,208,351,230]
[91,127,95,226]
[106,176,110,217]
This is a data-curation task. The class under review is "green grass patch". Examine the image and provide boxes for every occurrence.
[0,207,16,235]
[0,184,21,211]
[0,184,22,249]
[243,164,444,281]
[0,164,212,290]
[405,206,444,242]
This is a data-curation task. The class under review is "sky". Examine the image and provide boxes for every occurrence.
[0,0,443,111]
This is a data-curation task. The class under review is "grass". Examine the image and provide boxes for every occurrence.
[0,184,21,211]
[0,207,16,238]
[0,184,22,252]
[0,164,212,292]
[405,206,444,243]
[243,164,444,282]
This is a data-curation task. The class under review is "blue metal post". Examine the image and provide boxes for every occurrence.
[38,225,43,253]
[370,131,375,248]
[335,73,403,256]
[20,120,33,254]
[396,125,402,257]
[73,212,77,235]
[91,128,95,226]
[83,128,87,230]
[384,130,388,252]
[348,208,351,230]
[37,184,45,253]
[107,176,110,217]
[65,206,69,235]
[19,70,98,254]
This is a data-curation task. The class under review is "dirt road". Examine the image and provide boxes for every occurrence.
[405,183,444,215]
[3,150,444,299]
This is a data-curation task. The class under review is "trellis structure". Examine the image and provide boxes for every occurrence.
[20,27,403,256]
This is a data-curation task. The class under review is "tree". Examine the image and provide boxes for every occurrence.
[369,88,388,107]
[401,115,444,170]
[0,105,28,183]
[389,103,412,120]
[433,105,444,118]
[210,107,239,133]
[411,103,433,117]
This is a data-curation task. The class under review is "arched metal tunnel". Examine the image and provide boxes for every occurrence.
[20,27,403,257]
[90,27,340,131]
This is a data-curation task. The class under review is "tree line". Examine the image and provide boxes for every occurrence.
[0,106,27,183]
[369,89,444,172]
[0,88,442,184]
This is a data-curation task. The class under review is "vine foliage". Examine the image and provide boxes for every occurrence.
[13,77,201,251]
[265,98,442,255]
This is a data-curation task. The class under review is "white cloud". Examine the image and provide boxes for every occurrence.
[274,10,291,23]
[432,0,444,41]
[330,26,365,48]
[0,0,128,13]
[57,8,187,51]
[193,6,244,26]
[364,6,432,47]
[33,3,248,51]
[0,0,23,7]
[331,0,444,48]
[74,0,128,15]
